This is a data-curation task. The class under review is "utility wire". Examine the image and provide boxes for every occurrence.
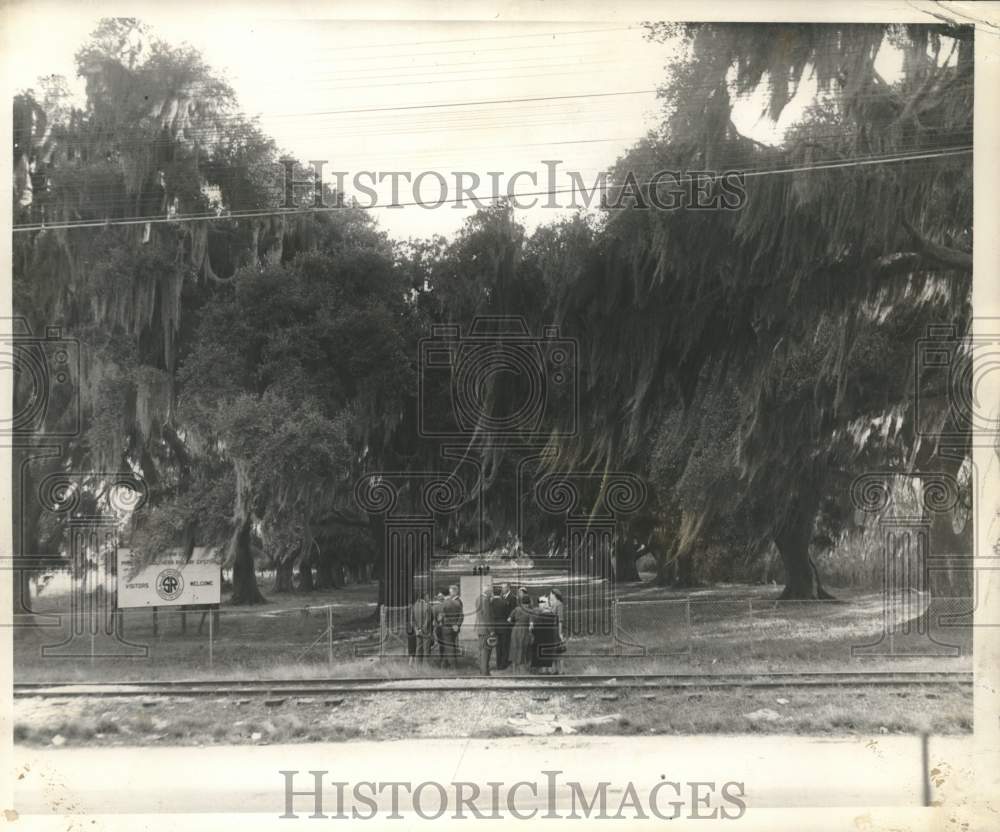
[12,146,972,233]
[24,143,971,213]
[300,25,635,54]
[42,79,973,149]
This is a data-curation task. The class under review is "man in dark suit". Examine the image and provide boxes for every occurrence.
[430,592,446,666]
[410,592,434,664]
[439,585,463,669]
[475,588,497,676]
[490,584,512,670]
[501,582,518,667]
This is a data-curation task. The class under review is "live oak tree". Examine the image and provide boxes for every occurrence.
[11,18,248,611]
[547,23,972,597]
[12,18,409,606]
[177,236,414,604]
[12,18,975,613]
[390,206,597,564]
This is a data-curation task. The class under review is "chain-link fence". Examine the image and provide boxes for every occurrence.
[612,595,974,666]
[13,591,973,682]
[13,600,384,682]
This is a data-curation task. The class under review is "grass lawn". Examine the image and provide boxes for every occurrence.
[14,579,974,743]
[13,580,973,684]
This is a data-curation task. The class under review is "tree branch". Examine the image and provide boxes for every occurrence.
[316,509,371,530]
[872,250,960,277]
[902,219,972,273]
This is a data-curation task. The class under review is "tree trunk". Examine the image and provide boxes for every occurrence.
[229,460,265,604]
[12,481,36,615]
[773,490,833,600]
[180,518,198,563]
[921,454,973,597]
[272,557,294,593]
[297,562,315,592]
[315,554,340,590]
[928,494,973,597]
[614,539,641,583]
[370,512,387,607]
[12,453,52,620]
[230,513,266,605]
[671,545,696,588]
[653,533,673,587]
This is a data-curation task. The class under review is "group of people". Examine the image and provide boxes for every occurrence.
[406,582,566,675]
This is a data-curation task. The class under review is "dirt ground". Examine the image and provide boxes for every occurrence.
[14,680,972,748]
[15,579,973,744]
[13,582,973,684]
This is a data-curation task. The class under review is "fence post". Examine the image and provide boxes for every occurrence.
[327,605,334,669]
[611,600,618,656]
[208,607,214,669]
[921,732,931,806]
[685,598,692,660]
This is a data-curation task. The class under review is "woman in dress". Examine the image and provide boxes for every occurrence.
[547,589,565,675]
[507,590,533,674]
[531,595,559,673]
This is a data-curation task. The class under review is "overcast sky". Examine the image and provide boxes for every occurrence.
[5,12,822,241]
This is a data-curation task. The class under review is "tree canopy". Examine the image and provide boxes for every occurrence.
[12,19,974,607]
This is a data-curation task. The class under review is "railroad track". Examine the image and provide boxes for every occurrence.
[14,670,973,698]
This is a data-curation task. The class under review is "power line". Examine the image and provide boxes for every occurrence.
[299,25,635,54]
[296,29,640,64]
[230,50,636,83]
[43,99,660,150]
[42,89,664,150]
[43,77,973,150]
[260,89,660,120]
[240,64,634,97]
[22,142,971,213]
[44,142,971,216]
[12,146,972,233]
[36,133,973,203]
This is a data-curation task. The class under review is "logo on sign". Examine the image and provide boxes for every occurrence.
[155,568,184,601]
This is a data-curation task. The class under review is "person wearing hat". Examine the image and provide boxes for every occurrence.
[531,595,559,674]
[507,589,534,674]
[547,588,566,674]
[475,587,497,675]
[496,582,517,669]
[489,584,510,670]
[439,584,464,669]
[410,591,434,664]
[430,591,446,666]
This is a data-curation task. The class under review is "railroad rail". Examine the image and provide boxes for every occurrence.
[14,670,973,698]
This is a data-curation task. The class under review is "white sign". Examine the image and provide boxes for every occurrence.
[116,547,221,608]
[459,573,493,641]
